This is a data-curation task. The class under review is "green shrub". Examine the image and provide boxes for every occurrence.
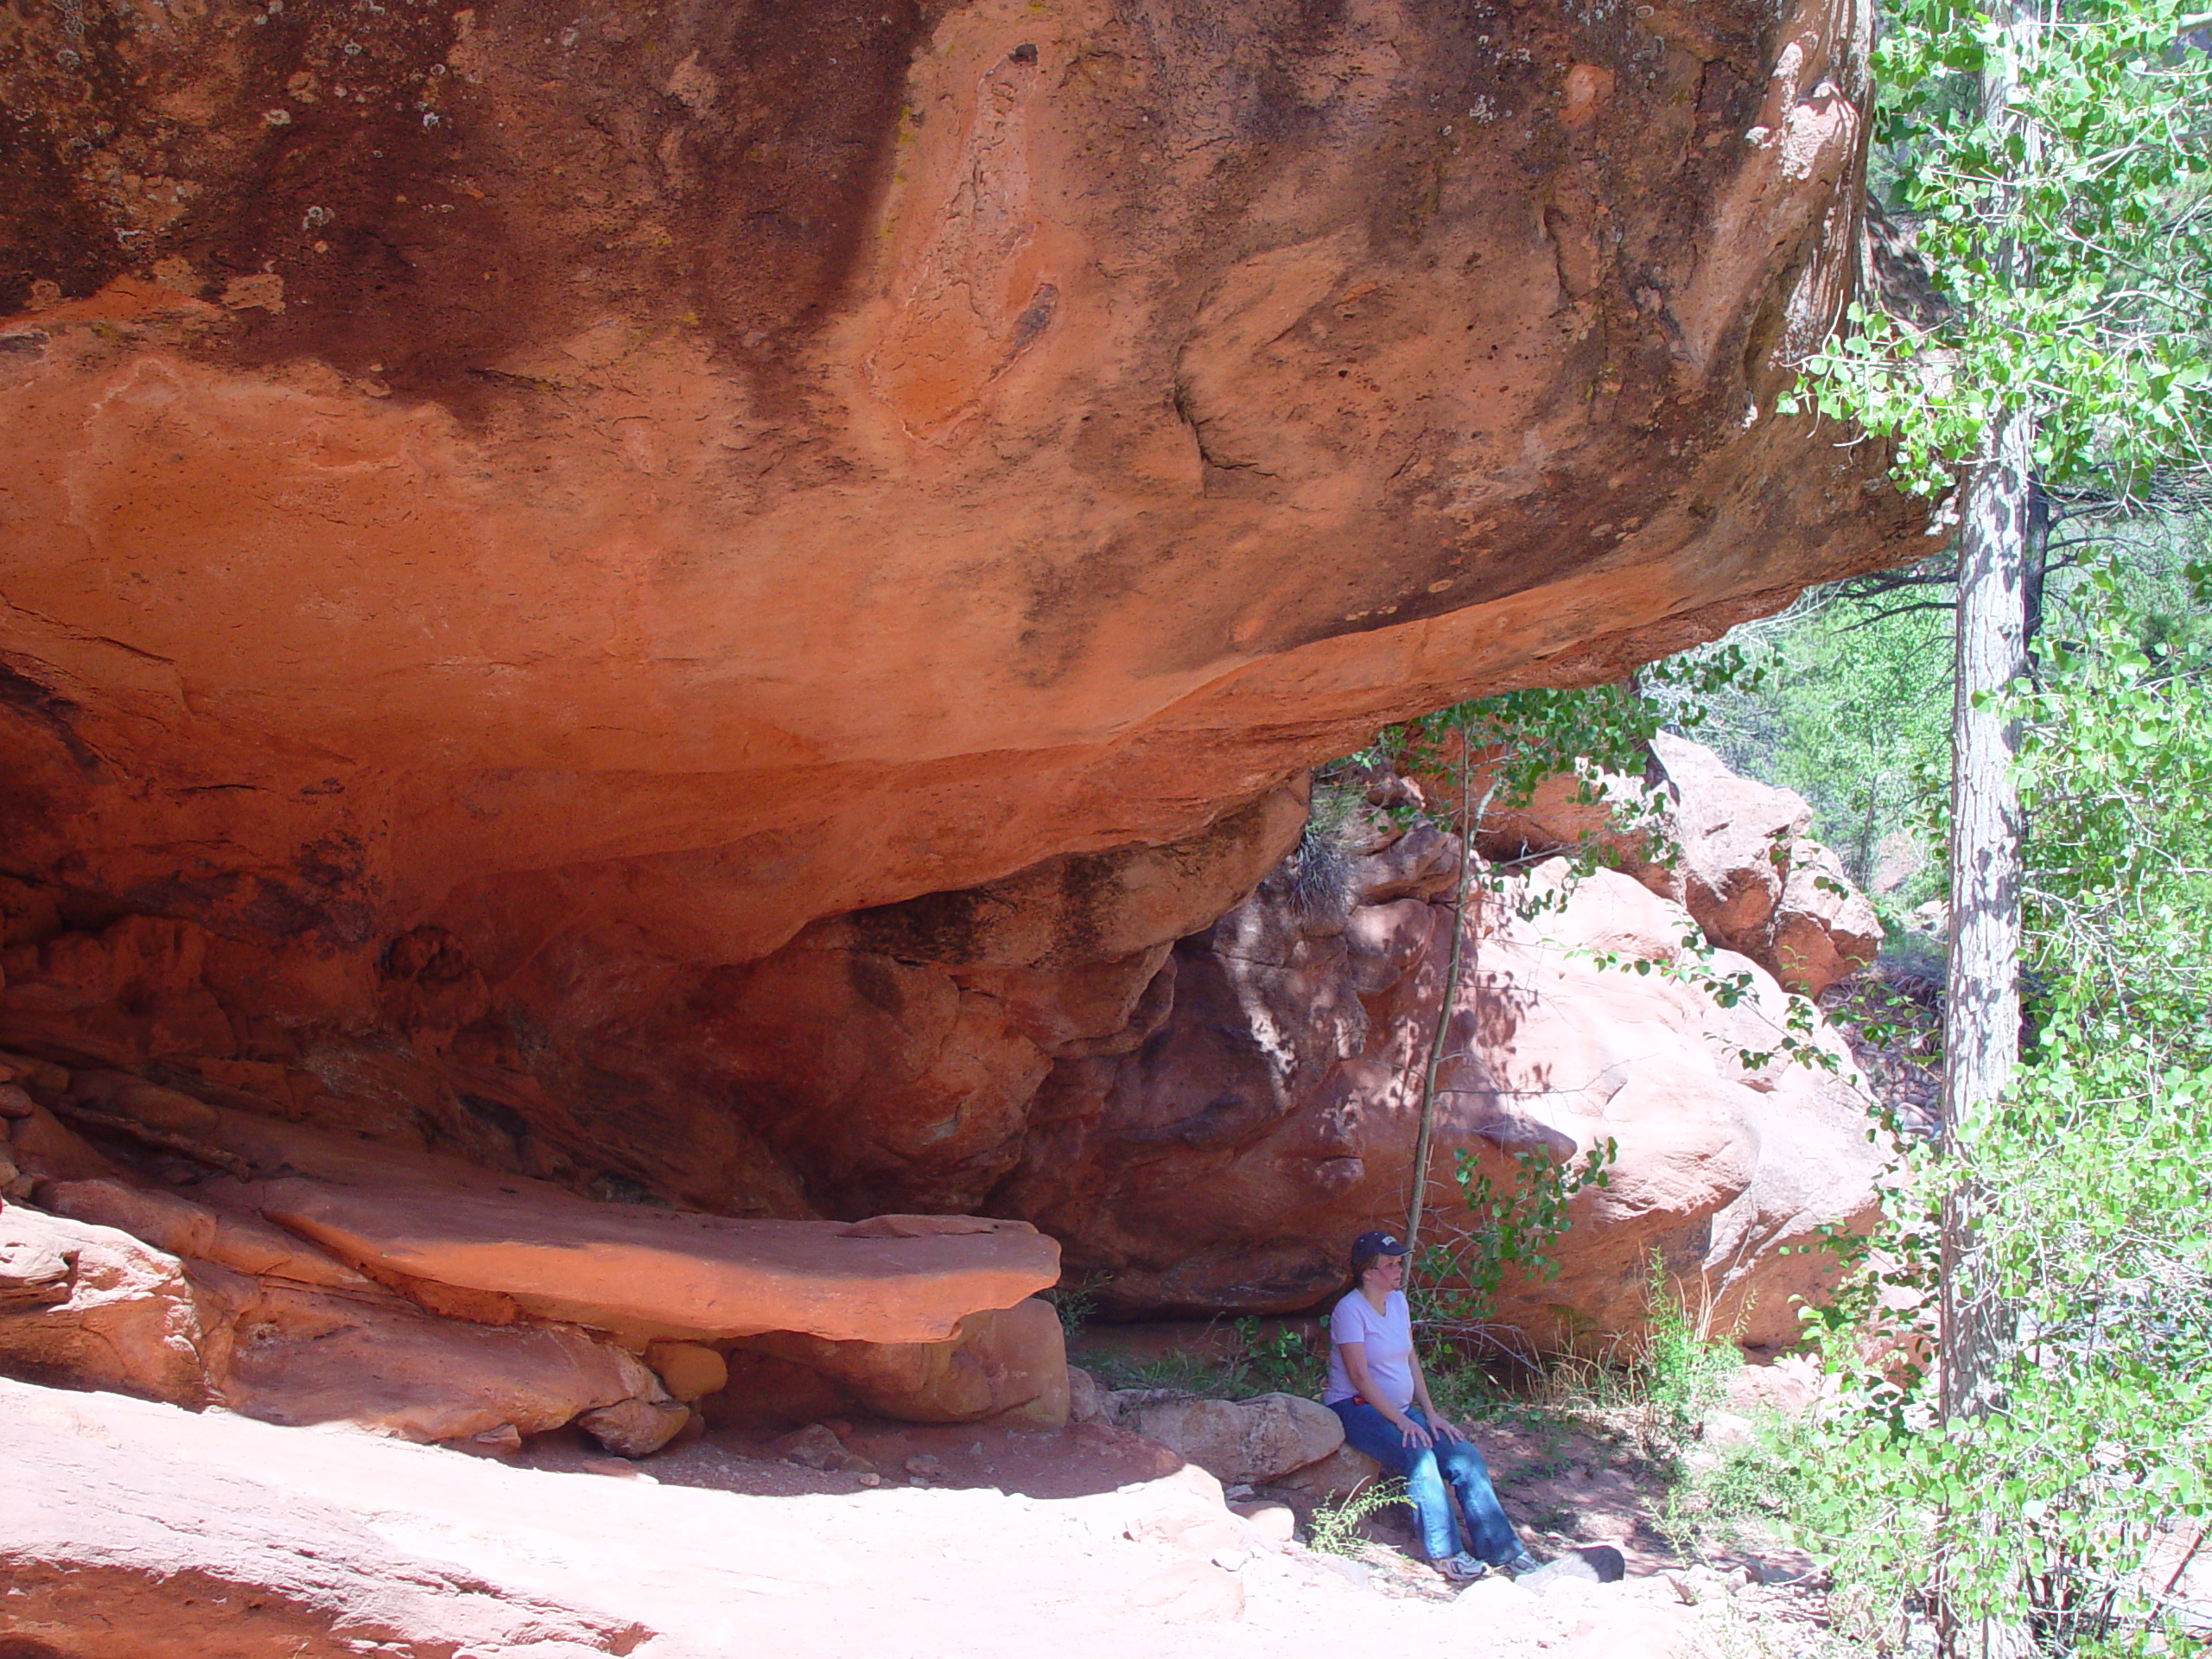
[1306,1477,1410,1555]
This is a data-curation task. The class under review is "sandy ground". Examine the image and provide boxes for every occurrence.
[4,1378,1720,1659]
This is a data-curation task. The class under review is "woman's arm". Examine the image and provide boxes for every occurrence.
[1340,1342,1433,1448]
[1407,1344,1462,1442]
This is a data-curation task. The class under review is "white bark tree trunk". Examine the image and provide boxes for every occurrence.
[1936,404,2034,1659]
[1940,401,2031,1420]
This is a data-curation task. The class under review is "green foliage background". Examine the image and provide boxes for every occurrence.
[1752,560,2212,1653]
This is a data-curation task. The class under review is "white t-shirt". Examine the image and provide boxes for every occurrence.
[1323,1288,1416,1411]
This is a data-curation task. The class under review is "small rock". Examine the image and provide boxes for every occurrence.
[902,1452,947,1482]
[770,1422,877,1477]
[1067,1363,1103,1424]
[466,1423,523,1455]
[580,1457,657,1481]
[778,1422,853,1471]
[643,1339,728,1404]
[1516,1547,1627,1592]
[1228,1500,1295,1543]
[0,1084,35,1120]
[576,1394,690,1458]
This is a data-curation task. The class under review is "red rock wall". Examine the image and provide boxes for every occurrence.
[2,1,1916,1254]
[996,808,1886,1351]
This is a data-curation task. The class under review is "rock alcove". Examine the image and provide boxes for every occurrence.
[3,0,1915,1449]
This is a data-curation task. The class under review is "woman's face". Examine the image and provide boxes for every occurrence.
[1362,1252,1406,1293]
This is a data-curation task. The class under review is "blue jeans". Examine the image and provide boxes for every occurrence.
[1330,1400,1523,1565]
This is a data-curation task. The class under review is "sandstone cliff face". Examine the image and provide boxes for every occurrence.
[3,3,1911,1264]
[1463,730,1885,996]
[994,796,1886,1352]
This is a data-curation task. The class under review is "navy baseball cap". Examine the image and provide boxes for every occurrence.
[1351,1230,1408,1257]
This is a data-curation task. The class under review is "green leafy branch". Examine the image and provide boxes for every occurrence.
[1416,1138,1619,1339]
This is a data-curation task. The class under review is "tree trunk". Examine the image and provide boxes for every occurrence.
[1931,0,2044,1642]
[1941,401,2031,1418]
[1936,398,2033,1659]
[1404,748,1484,1257]
[1407,756,1478,1256]
[1942,0,2042,1434]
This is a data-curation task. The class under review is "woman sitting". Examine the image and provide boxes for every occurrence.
[1323,1229,1540,1583]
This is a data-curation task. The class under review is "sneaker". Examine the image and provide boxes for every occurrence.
[1503,1552,1545,1579]
[1433,1552,1490,1582]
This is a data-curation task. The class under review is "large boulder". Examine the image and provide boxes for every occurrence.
[3,1180,677,1444]
[1652,731,1815,951]
[0,0,1919,1230]
[1648,733,1882,995]
[0,1202,213,1407]
[719,1295,1071,1428]
[645,1340,730,1405]
[1768,839,1886,996]
[1122,1392,1346,1485]
[574,1389,694,1459]
[212,1276,664,1447]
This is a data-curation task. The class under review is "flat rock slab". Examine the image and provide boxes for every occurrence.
[257,1178,1054,1344]
[168,1109,1052,1344]
[153,1109,1062,1344]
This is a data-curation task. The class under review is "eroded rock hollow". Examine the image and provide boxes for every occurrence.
[4,0,1915,1370]
[1001,740,1889,1352]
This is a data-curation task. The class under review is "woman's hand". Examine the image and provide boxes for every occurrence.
[1427,1415,1465,1444]
[1395,1417,1434,1450]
